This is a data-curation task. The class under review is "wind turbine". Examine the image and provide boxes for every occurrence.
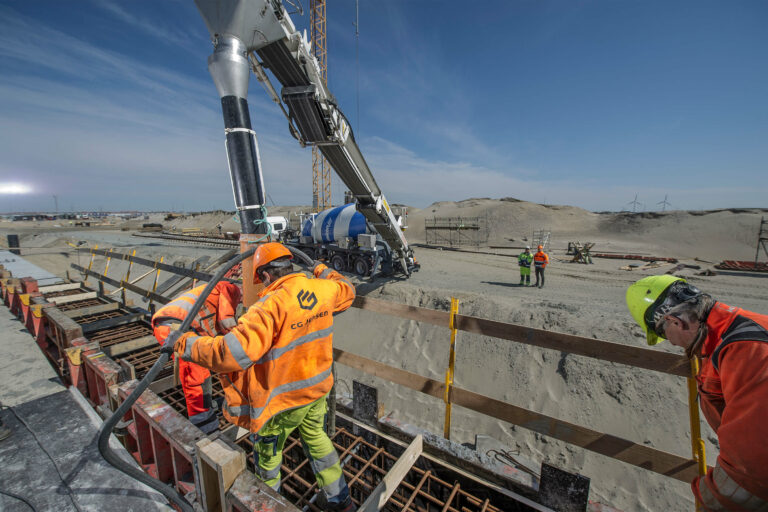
[657,195,671,212]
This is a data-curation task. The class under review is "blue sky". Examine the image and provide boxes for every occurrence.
[0,0,766,213]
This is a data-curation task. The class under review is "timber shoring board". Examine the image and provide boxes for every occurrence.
[75,248,238,283]
[358,435,423,511]
[352,296,689,378]
[71,264,171,304]
[333,348,707,483]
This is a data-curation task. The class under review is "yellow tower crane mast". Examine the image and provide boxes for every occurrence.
[310,0,331,212]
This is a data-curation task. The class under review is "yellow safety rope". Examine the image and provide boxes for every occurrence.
[444,297,459,440]
[687,356,707,511]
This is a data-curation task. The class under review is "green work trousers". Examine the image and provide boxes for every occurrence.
[254,395,350,506]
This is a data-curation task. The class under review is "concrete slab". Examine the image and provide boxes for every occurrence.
[0,305,63,407]
[0,251,62,286]
[0,389,171,511]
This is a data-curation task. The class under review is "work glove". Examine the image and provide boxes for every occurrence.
[312,260,325,274]
[160,330,183,356]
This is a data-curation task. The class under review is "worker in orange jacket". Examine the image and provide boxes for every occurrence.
[152,281,241,433]
[627,276,768,510]
[171,243,357,512]
[533,244,549,288]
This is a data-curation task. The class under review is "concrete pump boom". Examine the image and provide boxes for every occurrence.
[194,0,414,275]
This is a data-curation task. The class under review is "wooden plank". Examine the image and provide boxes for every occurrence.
[103,335,157,359]
[353,295,688,378]
[148,374,176,394]
[196,437,246,512]
[352,296,450,327]
[333,348,708,483]
[50,291,98,305]
[75,248,237,283]
[81,312,145,334]
[359,435,423,512]
[455,315,690,378]
[64,302,120,319]
[38,282,82,293]
[71,264,171,304]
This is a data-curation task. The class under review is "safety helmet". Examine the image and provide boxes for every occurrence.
[525,245,531,250]
[626,275,701,345]
[252,242,293,284]
[537,245,543,250]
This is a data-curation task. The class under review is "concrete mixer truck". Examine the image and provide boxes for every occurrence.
[282,203,417,279]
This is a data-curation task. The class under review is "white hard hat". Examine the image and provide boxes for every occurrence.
[525,245,530,250]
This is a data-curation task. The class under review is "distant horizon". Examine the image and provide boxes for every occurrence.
[2,196,767,217]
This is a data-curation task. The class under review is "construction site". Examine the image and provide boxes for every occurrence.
[2,1,768,512]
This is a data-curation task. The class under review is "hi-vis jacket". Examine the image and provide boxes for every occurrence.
[693,302,768,511]
[152,282,241,419]
[174,263,355,434]
[518,252,533,268]
[533,250,549,269]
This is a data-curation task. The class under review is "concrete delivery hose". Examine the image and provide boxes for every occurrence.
[96,245,316,511]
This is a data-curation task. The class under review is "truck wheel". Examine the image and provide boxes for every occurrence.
[330,254,346,272]
[353,257,370,276]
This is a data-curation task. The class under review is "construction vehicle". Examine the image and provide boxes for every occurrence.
[281,202,416,278]
[194,0,417,278]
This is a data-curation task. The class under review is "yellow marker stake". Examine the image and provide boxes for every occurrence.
[85,245,98,285]
[444,297,459,440]
[104,249,113,277]
[687,357,707,511]
[149,256,163,309]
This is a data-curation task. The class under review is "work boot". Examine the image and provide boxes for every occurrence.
[0,419,11,442]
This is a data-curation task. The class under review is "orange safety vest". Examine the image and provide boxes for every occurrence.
[152,282,241,420]
[533,251,549,268]
[693,302,768,511]
[175,264,355,433]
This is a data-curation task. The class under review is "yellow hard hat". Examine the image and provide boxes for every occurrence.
[625,275,685,345]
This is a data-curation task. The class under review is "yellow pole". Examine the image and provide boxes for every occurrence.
[444,297,459,440]
[148,257,163,311]
[103,249,114,277]
[85,245,98,285]
[121,249,136,305]
[687,357,707,511]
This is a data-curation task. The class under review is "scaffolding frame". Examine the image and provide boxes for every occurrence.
[425,217,487,248]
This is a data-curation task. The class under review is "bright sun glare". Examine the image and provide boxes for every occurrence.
[0,183,32,194]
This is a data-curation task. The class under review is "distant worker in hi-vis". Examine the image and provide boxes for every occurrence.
[626,275,768,510]
[151,281,242,433]
[533,245,549,288]
[171,242,357,512]
[518,245,533,286]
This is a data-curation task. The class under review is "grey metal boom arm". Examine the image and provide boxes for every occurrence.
[194,0,412,271]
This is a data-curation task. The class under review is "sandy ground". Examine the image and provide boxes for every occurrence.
[2,200,767,512]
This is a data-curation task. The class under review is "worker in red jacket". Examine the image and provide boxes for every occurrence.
[152,281,242,433]
[627,275,768,510]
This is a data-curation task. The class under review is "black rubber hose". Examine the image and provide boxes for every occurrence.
[96,247,255,512]
[286,245,314,267]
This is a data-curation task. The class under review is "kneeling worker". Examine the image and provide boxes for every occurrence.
[626,275,768,510]
[169,242,357,512]
[152,281,242,433]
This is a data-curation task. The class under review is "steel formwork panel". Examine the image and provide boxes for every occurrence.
[86,322,153,348]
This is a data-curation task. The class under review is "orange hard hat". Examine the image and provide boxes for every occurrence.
[537,245,543,250]
[253,242,293,283]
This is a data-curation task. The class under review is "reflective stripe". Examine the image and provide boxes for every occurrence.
[319,268,331,279]
[227,367,333,421]
[253,326,333,365]
[220,317,237,329]
[182,336,200,362]
[699,481,727,511]
[321,472,346,499]
[712,466,768,510]
[224,332,252,370]
[309,449,340,475]
[257,466,281,482]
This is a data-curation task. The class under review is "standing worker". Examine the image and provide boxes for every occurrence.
[533,244,549,288]
[152,281,242,433]
[168,242,357,512]
[626,275,768,510]
[518,246,533,286]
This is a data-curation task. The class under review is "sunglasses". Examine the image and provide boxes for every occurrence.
[644,281,701,337]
